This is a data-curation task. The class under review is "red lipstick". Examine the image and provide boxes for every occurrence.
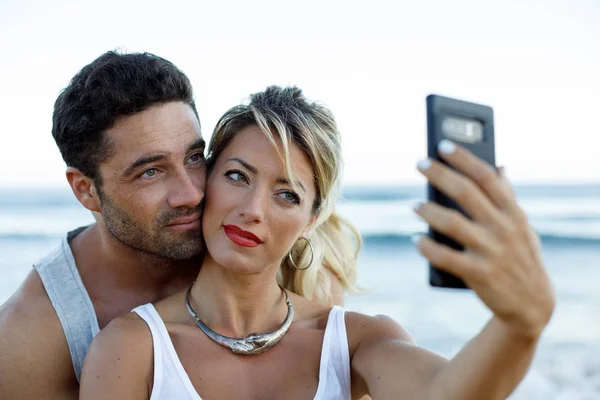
[223,225,263,248]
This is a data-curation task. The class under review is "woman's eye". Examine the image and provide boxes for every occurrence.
[226,170,249,183]
[279,191,301,204]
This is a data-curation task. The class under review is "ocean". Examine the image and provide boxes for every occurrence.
[1,184,599,399]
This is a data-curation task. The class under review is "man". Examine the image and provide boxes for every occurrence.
[0,51,207,399]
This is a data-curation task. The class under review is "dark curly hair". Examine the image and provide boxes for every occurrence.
[52,50,198,185]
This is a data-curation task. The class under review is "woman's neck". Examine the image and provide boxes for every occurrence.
[188,255,290,338]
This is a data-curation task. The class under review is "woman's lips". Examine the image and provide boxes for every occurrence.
[223,225,262,248]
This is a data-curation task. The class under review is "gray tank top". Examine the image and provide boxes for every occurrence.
[33,227,99,382]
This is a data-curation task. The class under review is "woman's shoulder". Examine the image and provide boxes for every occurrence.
[288,292,335,329]
[87,311,153,364]
[81,311,154,390]
[288,292,414,342]
[343,311,416,355]
[100,310,151,336]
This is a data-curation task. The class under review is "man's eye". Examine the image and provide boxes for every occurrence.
[189,153,204,163]
[142,168,157,178]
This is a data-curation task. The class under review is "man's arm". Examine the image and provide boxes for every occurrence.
[0,270,79,400]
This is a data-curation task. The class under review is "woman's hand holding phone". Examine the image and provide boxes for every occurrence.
[413,141,555,339]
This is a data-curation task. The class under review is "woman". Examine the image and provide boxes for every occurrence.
[80,86,555,399]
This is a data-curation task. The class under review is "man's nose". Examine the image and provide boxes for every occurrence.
[167,168,204,209]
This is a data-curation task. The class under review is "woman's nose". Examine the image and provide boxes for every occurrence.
[238,188,267,223]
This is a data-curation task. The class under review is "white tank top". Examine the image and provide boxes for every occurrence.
[133,304,352,400]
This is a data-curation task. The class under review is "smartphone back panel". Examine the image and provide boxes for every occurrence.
[426,94,496,289]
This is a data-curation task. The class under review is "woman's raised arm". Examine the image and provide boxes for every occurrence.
[351,141,554,399]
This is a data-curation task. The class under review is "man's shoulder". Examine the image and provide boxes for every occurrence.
[0,269,78,399]
[1,267,56,323]
[0,267,71,358]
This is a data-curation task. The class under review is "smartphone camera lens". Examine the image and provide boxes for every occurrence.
[442,117,484,143]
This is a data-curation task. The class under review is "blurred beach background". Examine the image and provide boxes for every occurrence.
[1,0,599,398]
[1,184,599,399]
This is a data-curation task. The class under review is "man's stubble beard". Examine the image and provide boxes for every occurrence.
[97,187,204,261]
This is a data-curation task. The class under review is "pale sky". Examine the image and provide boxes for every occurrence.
[0,0,598,188]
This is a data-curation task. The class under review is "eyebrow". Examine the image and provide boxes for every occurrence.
[123,154,167,177]
[276,177,306,193]
[123,138,206,178]
[186,138,206,154]
[228,157,257,174]
[227,157,307,193]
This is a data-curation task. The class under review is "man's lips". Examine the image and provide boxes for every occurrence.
[223,225,263,247]
[166,214,201,230]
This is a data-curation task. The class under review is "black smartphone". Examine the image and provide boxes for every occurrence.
[426,94,496,289]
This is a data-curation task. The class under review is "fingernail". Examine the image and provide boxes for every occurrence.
[438,139,456,155]
[412,201,424,212]
[417,159,432,171]
[497,166,506,176]
[411,233,424,245]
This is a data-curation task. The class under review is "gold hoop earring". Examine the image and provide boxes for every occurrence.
[288,237,314,270]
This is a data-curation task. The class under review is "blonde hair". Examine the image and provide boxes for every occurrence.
[206,86,361,304]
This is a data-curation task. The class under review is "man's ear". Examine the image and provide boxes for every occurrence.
[66,167,102,213]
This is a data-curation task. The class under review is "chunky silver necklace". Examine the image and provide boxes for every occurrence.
[185,284,294,355]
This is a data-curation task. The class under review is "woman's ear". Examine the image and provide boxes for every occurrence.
[66,167,102,213]
[302,214,319,237]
